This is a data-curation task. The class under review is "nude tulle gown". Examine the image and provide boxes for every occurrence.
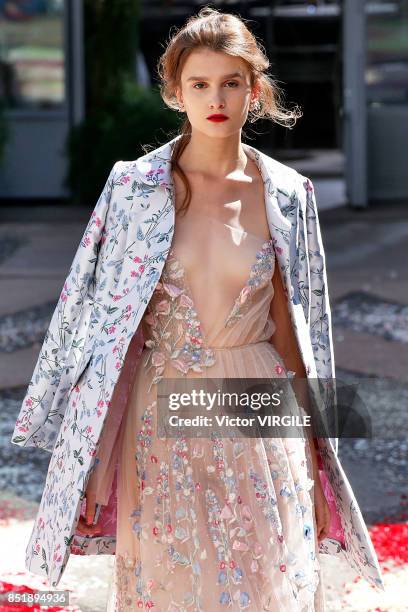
[87,213,326,611]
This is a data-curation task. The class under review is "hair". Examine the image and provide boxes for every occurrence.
[157,6,302,217]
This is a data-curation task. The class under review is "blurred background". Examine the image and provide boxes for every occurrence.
[0,1,407,610]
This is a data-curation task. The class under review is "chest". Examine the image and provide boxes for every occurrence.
[170,169,271,282]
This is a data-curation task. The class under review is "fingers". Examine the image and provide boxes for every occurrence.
[86,492,97,526]
[76,515,102,536]
[75,492,102,536]
[317,505,331,542]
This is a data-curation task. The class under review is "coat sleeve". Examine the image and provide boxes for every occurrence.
[302,175,338,455]
[11,162,121,452]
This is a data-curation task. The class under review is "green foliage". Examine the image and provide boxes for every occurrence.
[65,0,180,204]
[65,82,181,205]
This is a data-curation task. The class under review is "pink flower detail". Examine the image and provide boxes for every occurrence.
[151,351,165,367]
[84,236,91,246]
[131,270,138,277]
[180,294,193,308]
[133,256,142,263]
[95,217,102,227]
[220,505,233,520]
[275,246,283,255]
[304,178,314,193]
[156,300,170,316]
[138,265,145,273]
[97,410,102,417]
[242,505,253,524]
[121,175,130,184]
[108,325,116,334]
[25,398,33,407]
[279,564,286,572]
[275,364,284,375]
[115,361,121,370]
[163,283,184,299]
[112,295,121,301]
[172,359,190,374]
[239,286,251,305]
[60,292,67,302]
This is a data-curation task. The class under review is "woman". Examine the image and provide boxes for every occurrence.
[11,7,384,611]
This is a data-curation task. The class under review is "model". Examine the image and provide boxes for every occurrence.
[11,7,384,612]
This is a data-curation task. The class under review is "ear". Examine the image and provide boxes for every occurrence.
[251,78,261,103]
[175,85,183,107]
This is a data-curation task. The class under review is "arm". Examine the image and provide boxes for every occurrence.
[11,162,121,452]
[303,176,338,454]
[269,205,333,541]
[269,263,320,477]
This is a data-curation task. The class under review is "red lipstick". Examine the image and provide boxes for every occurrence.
[207,114,229,122]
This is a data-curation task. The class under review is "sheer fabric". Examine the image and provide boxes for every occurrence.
[87,214,325,611]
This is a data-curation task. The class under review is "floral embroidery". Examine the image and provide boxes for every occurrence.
[225,240,275,327]
[142,252,216,390]
[13,136,384,600]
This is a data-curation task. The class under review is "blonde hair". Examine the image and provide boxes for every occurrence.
[157,6,302,216]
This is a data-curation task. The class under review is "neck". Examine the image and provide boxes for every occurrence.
[178,131,249,179]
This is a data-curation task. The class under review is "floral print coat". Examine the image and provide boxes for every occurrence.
[11,135,384,591]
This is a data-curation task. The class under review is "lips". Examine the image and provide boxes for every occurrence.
[207,114,229,122]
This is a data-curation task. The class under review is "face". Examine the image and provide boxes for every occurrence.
[175,48,259,137]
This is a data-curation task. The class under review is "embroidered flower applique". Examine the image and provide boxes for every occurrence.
[225,240,275,328]
[142,253,216,389]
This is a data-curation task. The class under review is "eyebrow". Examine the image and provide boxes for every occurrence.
[186,72,244,82]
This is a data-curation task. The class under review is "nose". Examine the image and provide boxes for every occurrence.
[210,98,225,110]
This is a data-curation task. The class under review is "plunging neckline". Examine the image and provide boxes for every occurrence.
[166,238,275,341]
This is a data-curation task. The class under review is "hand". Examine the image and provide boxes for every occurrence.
[76,490,102,536]
[314,476,331,543]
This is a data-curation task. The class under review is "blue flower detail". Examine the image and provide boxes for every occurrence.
[240,591,251,607]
